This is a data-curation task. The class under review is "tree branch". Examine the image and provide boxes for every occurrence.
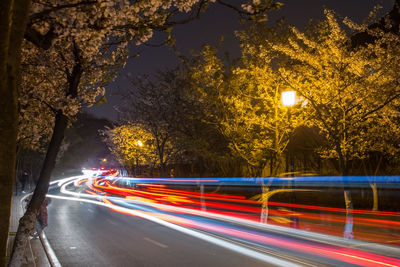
[29,0,97,22]
[361,91,400,121]
[24,25,56,50]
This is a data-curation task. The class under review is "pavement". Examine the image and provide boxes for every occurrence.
[7,193,54,267]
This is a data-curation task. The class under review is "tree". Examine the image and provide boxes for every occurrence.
[186,5,400,226]
[0,1,31,266]
[103,124,158,175]
[10,25,111,265]
[273,9,400,176]
[120,71,190,176]
[187,39,304,224]
[111,66,240,177]
[187,34,304,176]
[269,8,400,238]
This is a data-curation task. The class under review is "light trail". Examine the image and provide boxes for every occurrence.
[47,173,400,266]
[95,175,400,188]
[56,175,400,248]
[94,176,400,235]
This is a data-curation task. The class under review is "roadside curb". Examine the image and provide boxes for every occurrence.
[7,193,62,266]
[39,232,62,267]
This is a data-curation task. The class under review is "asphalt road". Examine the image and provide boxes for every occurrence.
[46,198,269,267]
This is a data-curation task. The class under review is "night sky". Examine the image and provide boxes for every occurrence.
[87,0,394,121]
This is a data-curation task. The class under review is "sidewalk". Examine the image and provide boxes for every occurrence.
[7,193,52,267]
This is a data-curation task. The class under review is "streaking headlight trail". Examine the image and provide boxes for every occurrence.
[47,172,400,266]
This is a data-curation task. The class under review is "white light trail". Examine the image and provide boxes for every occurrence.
[49,176,400,258]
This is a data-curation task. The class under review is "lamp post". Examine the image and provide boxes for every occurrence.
[281,90,296,174]
[136,140,143,176]
[137,140,143,147]
[281,90,299,228]
[101,158,107,169]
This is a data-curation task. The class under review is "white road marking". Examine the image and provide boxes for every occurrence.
[143,237,168,248]
[106,218,118,225]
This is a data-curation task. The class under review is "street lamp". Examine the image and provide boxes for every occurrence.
[281,90,296,107]
[136,140,143,176]
[281,90,298,228]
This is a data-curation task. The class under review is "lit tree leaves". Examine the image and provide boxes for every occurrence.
[103,124,157,169]
[273,9,400,173]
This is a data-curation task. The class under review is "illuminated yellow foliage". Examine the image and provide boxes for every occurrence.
[189,8,400,175]
[189,33,305,175]
[272,9,400,172]
[103,124,157,168]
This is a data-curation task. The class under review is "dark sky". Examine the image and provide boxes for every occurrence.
[87,0,394,121]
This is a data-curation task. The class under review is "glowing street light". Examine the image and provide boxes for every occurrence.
[281,90,296,107]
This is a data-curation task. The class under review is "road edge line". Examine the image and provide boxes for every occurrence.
[39,232,62,267]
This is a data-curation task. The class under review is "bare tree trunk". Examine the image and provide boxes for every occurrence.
[14,148,22,196]
[362,157,381,211]
[343,190,354,239]
[200,184,206,211]
[9,112,68,266]
[0,0,31,265]
[160,163,167,178]
[371,156,382,211]
[370,183,378,211]
[336,142,348,176]
[260,183,270,223]
[335,142,354,238]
